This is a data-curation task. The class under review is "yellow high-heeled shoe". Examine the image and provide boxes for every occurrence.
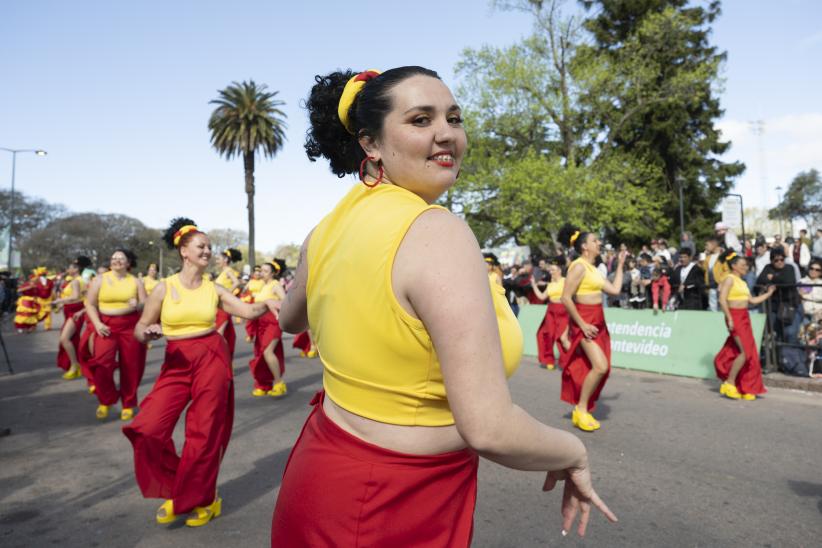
[251,388,268,397]
[300,351,307,358]
[741,393,756,401]
[571,407,600,432]
[306,350,317,359]
[268,382,287,398]
[62,367,82,380]
[156,499,177,524]
[720,382,741,400]
[120,408,135,421]
[95,405,109,420]
[185,497,222,527]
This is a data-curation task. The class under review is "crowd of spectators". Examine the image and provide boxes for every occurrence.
[500,223,822,377]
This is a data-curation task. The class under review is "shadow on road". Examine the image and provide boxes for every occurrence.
[787,480,822,515]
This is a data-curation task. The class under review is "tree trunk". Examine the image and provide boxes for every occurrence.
[244,151,256,269]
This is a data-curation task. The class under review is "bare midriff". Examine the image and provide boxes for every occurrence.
[573,294,602,306]
[728,300,749,309]
[323,397,468,455]
[165,327,216,341]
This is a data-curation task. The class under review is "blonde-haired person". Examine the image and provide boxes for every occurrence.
[271,67,616,546]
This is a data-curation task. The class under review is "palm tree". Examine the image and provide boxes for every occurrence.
[208,80,287,268]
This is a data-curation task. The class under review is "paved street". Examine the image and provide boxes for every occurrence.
[1,327,820,547]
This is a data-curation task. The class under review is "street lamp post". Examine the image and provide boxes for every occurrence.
[147,241,164,277]
[677,175,686,240]
[1,148,47,273]
[775,185,783,236]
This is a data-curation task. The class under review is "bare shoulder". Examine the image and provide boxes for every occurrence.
[401,208,479,259]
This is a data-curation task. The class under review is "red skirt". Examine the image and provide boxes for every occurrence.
[215,308,236,359]
[714,308,767,396]
[77,316,96,387]
[56,302,85,370]
[14,296,40,330]
[248,311,284,391]
[292,331,312,353]
[561,303,611,411]
[271,392,478,547]
[537,303,570,367]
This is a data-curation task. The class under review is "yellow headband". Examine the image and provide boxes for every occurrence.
[726,252,737,261]
[570,231,581,245]
[268,260,281,273]
[337,69,381,134]
[173,224,199,247]
[484,257,494,264]
[223,250,232,259]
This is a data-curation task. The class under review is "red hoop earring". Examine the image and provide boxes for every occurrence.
[359,156,384,188]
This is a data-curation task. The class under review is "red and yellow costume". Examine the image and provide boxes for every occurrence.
[88,271,147,409]
[13,279,40,332]
[270,183,523,546]
[536,279,569,368]
[241,276,265,340]
[714,275,766,397]
[248,278,284,391]
[292,331,315,356]
[56,274,87,371]
[123,274,233,515]
[561,258,610,411]
[214,267,239,359]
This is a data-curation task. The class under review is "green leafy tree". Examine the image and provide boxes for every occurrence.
[208,81,287,268]
[0,190,66,254]
[769,169,822,227]
[578,0,745,240]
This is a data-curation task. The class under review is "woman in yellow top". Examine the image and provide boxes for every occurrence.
[531,260,570,370]
[242,266,265,342]
[53,256,92,379]
[85,248,147,421]
[484,252,504,285]
[124,218,271,528]
[142,263,160,295]
[214,248,242,358]
[559,224,626,432]
[714,250,775,400]
[248,259,287,397]
[271,66,615,546]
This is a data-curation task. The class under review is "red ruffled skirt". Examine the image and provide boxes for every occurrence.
[714,308,766,396]
[537,303,570,367]
[561,303,611,411]
[271,391,478,547]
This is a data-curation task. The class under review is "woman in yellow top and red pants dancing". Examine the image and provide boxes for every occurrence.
[531,260,570,370]
[53,256,92,380]
[124,218,271,527]
[271,66,616,546]
[714,250,775,400]
[214,248,242,359]
[248,259,287,397]
[559,224,626,432]
[85,248,147,421]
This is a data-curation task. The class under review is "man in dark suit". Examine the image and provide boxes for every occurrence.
[672,248,705,310]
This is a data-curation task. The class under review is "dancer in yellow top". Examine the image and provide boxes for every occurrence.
[53,256,92,379]
[214,248,242,359]
[142,263,160,295]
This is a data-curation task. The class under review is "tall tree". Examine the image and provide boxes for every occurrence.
[769,169,822,228]
[0,190,66,253]
[208,81,287,268]
[579,0,745,240]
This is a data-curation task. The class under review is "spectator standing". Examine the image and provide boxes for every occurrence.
[756,249,801,345]
[671,249,705,310]
[771,234,786,255]
[679,232,697,258]
[703,238,722,311]
[649,256,672,313]
[812,229,822,259]
[786,236,811,275]
[798,259,822,323]
[715,222,741,252]
[754,240,770,277]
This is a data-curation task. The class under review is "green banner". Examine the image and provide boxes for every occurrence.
[518,305,767,379]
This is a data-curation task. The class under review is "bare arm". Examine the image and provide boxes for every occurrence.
[561,263,588,330]
[529,277,549,301]
[136,278,148,305]
[718,277,733,328]
[217,286,269,319]
[53,279,82,306]
[749,285,775,306]
[398,210,586,471]
[134,281,165,343]
[601,252,627,296]
[84,277,107,336]
[279,231,311,333]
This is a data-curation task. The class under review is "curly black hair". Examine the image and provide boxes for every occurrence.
[162,217,198,250]
[222,248,242,263]
[113,248,138,270]
[557,223,588,255]
[74,256,92,270]
[304,66,440,178]
[483,252,500,267]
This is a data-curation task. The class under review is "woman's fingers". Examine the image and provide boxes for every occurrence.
[576,500,591,537]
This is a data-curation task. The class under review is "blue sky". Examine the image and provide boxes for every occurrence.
[2,0,820,251]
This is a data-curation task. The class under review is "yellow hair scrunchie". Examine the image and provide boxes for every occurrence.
[173,225,199,247]
[570,231,581,245]
[337,69,381,134]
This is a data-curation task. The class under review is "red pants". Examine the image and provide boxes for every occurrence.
[292,331,312,353]
[216,308,236,360]
[714,308,767,396]
[123,332,233,514]
[88,312,146,408]
[651,277,671,308]
[56,302,85,371]
[77,316,95,387]
[248,312,284,391]
[271,392,478,547]
[245,318,258,340]
[561,303,611,411]
[537,303,569,367]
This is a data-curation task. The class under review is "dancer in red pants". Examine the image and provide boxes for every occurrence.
[531,261,570,370]
[559,224,626,432]
[123,218,271,527]
[714,250,775,400]
[85,249,147,421]
[53,256,92,380]
[214,248,243,360]
[248,259,287,397]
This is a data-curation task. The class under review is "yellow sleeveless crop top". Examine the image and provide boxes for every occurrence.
[546,279,564,301]
[98,271,138,313]
[246,278,265,298]
[307,183,523,427]
[570,258,605,296]
[61,276,85,299]
[728,274,750,301]
[215,268,238,290]
[143,276,159,295]
[161,274,218,337]
[257,279,283,302]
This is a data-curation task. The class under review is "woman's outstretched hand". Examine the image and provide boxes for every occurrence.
[543,462,618,537]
